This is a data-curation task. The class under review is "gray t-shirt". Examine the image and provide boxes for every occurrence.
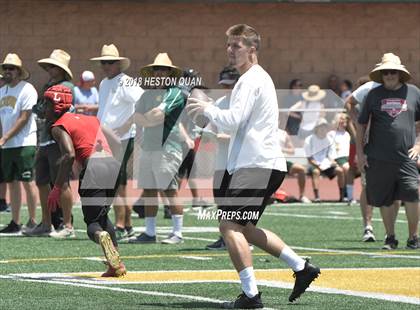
[358,84,420,163]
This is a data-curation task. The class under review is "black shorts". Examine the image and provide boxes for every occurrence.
[79,157,121,225]
[35,143,69,186]
[0,150,4,183]
[178,147,196,179]
[213,169,230,206]
[117,138,134,186]
[366,158,419,207]
[218,168,286,226]
[308,164,337,180]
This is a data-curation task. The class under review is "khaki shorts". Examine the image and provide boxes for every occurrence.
[137,150,182,190]
[1,146,36,182]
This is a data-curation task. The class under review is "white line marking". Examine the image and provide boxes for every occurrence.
[180,256,212,261]
[0,275,277,310]
[263,212,408,223]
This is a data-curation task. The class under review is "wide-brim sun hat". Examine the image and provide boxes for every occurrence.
[0,53,30,80]
[302,85,326,102]
[90,44,130,72]
[369,52,411,83]
[140,53,182,77]
[38,49,73,80]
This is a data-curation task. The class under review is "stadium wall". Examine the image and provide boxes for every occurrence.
[1,0,419,89]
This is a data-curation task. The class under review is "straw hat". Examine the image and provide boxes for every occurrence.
[0,53,30,80]
[302,85,326,102]
[369,53,411,83]
[38,49,73,80]
[140,53,182,77]
[90,44,130,71]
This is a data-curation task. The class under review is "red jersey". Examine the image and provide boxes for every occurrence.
[52,113,112,164]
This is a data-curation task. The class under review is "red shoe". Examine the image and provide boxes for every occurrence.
[101,262,127,277]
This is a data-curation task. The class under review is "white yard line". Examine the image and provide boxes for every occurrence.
[263,212,407,223]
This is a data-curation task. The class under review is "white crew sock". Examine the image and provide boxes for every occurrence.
[172,214,183,238]
[279,246,306,272]
[145,217,156,237]
[239,267,259,298]
[346,184,354,201]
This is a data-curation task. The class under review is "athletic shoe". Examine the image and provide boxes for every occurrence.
[300,196,312,204]
[128,232,156,244]
[125,227,135,238]
[313,198,321,203]
[205,236,226,250]
[406,236,419,249]
[222,292,263,309]
[347,199,357,206]
[102,262,127,277]
[115,228,128,241]
[23,219,37,231]
[161,233,184,244]
[49,227,76,239]
[163,205,171,219]
[23,223,54,237]
[289,260,321,302]
[99,231,121,270]
[362,228,376,242]
[382,235,398,250]
[0,220,22,234]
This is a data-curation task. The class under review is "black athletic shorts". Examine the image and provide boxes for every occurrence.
[218,168,286,226]
[178,147,195,179]
[366,158,419,207]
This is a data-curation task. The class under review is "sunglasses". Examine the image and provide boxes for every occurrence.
[153,66,171,72]
[100,60,118,65]
[2,65,17,71]
[382,70,398,76]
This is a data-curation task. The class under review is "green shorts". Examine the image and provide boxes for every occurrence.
[1,146,36,182]
[335,156,349,167]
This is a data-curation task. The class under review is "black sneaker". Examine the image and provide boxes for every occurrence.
[406,236,419,249]
[0,220,22,234]
[382,235,398,250]
[222,292,263,309]
[206,237,226,250]
[289,260,321,302]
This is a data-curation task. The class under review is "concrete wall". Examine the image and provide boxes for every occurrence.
[1,0,419,90]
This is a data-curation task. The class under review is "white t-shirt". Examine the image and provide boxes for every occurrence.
[213,95,230,171]
[304,134,336,169]
[73,86,99,115]
[352,81,381,110]
[0,81,37,148]
[328,130,350,159]
[97,73,144,140]
[204,64,286,173]
[291,100,323,131]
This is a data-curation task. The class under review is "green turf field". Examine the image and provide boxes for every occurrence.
[0,202,419,309]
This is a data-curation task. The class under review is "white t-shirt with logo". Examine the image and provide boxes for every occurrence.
[0,81,37,148]
[97,73,144,140]
[328,130,350,159]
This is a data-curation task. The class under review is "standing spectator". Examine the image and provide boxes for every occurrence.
[0,73,9,212]
[357,53,420,250]
[345,76,380,242]
[44,85,126,277]
[325,74,342,109]
[27,49,75,238]
[73,70,99,115]
[304,118,345,202]
[129,53,185,245]
[0,53,38,234]
[90,44,143,240]
[187,24,320,307]
[284,78,304,136]
[340,79,353,100]
[290,85,326,139]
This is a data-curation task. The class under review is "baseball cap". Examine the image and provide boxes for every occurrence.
[218,66,240,85]
[81,70,95,82]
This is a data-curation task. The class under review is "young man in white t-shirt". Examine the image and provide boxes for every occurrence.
[90,44,144,240]
[0,53,38,234]
[187,24,320,308]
